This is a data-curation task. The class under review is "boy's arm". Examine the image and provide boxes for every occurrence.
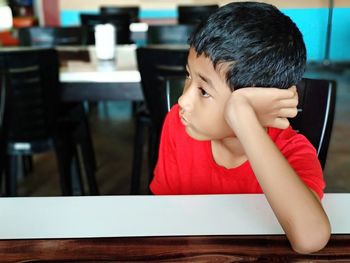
[224,87,331,254]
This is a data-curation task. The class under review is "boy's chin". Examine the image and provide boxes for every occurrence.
[185,126,237,141]
[184,127,210,141]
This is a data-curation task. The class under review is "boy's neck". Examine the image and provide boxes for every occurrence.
[211,137,247,169]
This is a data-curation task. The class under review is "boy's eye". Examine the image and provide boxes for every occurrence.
[185,71,191,79]
[199,87,210,98]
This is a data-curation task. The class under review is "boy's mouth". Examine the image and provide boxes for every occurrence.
[179,113,189,126]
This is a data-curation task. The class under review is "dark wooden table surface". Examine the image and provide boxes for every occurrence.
[1,235,349,262]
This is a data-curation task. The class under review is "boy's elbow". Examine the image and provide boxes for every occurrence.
[290,222,331,254]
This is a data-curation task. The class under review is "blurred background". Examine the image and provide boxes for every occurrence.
[0,0,349,196]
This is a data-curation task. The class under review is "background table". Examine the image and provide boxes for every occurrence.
[59,45,143,102]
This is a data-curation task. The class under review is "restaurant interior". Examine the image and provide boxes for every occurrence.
[0,0,349,197]
[1,0,350,261]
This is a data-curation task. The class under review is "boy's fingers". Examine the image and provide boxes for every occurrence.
[273,117,290,129]
[288,85,297,93]
[244,87,297,99]
[280,98,299,108]
[288,86,298,99]
[279,108,298,118]
[268,88,296,99]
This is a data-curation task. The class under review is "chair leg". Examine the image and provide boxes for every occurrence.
[5,155,21,197]
[75,105,98,172]
[148,128,159,185]
[80,129,97,173]
[23,155,34,174]
[87,102,98,116]
[0,145,6,196]
[130,116,148,194]
[78,143,99,195]
[74,107,99,195]
[56,102,98,195]
[70,148,84,196]
[0,171,2,196]
[62,102,98,172]
[55,139,83,196]
[55,146,73,196]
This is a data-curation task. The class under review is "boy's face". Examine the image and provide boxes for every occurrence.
[178,48,235,141]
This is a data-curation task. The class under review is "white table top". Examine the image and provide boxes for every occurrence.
[0,193,348,240]
[59,45,141,83]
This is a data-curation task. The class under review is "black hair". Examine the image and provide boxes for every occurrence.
[188,1,306,90]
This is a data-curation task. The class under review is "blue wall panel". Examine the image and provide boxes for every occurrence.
[60,9,177,26]
[61,10,97,26]
[330,8,350,61]
[282,8,328,62]
[140,9,177,19]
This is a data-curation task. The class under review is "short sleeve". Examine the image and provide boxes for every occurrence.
[273,128,325,199]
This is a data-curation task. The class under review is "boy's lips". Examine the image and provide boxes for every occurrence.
[179,114,189,126]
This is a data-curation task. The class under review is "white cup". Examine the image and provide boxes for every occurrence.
[0,6,13,32]
[95,23,116,60]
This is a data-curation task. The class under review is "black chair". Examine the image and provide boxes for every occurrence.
[178,4,219,24]
[0,70,7,191]
[18,25,98,177]
[290,78,336,169]
[0,48,98,196]
[131,45,188,194]
[100,6,140,23]
[147,24,195,45]
[80,13,132,45]
[158,75,186,113]
[160,76,337,170]
[16,24,98,188]
[18,27,88,47]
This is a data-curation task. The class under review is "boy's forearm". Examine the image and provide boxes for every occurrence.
[226,103,331,254]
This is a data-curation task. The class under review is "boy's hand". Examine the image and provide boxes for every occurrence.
[225,86,298,130]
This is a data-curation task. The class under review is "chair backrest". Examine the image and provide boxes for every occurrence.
[18,27,87,47]
[100,6,140,22]
[0,48,60,145]
[80,13,132,44]
[147,24,196,45]
[178,4,219,24]
[0,70,6,149]
[161,76,336,169]
[137,45,188,134]
[0,70,8,153]
[160,75,186,112]
[290,78,336,169]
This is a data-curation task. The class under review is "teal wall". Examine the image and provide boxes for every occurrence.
[282,8,328,62]
[60,9,177,25]
[60,7,350,62]
[330,8,350,61]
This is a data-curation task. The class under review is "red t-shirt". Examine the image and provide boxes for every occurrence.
[150,104,325,199]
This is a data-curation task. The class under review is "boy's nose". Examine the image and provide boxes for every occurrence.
[178,86,193,112]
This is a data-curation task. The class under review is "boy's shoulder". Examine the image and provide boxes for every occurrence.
[268,126,318,158]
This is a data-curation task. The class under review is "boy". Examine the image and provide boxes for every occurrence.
[150,1,330,254]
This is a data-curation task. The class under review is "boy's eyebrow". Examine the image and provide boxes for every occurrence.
[198,73,215,90]
[186,63,216,91]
